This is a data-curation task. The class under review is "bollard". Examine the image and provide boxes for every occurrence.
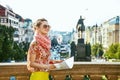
[49,75,54,80]
[65,74,72,80]
[10,76,16,80]
[83,75,90,80]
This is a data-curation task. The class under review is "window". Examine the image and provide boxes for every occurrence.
[1,18,4,23]
[4,18,7,23]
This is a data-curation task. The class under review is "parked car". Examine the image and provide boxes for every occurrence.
[60,45,69,53]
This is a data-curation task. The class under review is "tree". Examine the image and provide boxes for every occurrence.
[116,45,120,59]
[51,37,58,47]
[0,24,29,62]
[91,43,104,58]
[91,44,98,57]
[13,42,26,61]
[18,42,30,61]
[85,43,91,57]
[0,25,6,62]
[104,43,120,59]
[0,25,15,62]
[70,41,76,57]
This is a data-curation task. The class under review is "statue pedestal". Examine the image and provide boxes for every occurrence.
[75,39,91,61]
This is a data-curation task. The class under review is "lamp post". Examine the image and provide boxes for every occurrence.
[95,24,98,44]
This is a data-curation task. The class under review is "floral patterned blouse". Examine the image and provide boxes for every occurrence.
[27,40,51,72]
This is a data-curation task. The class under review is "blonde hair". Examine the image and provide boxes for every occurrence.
[32,18,48,31]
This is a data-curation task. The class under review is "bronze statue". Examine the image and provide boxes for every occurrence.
[76,16,85,39]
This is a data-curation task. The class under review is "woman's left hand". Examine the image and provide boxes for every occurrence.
[54,60,63,63]
[49,60,64,64]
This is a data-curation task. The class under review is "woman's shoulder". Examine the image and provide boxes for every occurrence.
[30,40,37,46]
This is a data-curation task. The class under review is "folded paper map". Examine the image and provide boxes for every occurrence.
[54,56,74,70]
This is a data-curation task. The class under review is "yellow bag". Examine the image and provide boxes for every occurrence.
[30,72,49,80]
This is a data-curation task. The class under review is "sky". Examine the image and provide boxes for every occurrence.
[0,0,120,31]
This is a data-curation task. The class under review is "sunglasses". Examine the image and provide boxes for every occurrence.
[43,25,50,28]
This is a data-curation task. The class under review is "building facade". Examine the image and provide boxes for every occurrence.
[85,16,120,49]
[0,4,19,28]
[0,4,34,43]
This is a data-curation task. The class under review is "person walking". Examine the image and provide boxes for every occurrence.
[27,18,62,80]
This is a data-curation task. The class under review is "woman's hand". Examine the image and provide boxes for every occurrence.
[49,64,56,70]
[54,60,63,63]
[48,60,64,70]
[49,60,64,64]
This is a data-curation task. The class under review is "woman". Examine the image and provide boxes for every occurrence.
[27,18,62,80]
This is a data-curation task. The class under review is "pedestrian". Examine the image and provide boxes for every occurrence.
[27,18,62,80]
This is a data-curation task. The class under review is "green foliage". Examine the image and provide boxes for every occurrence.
[70,41,76,56]
[85,43,91,56]
[70,41,76,51]
[91,44,98,56]
[109,43,119,53]
[0,25,15,61]
[0,25,6,61]
[13,42,26,61]
[19,42,30,52]
[51,37,58,47]
[0,24,29,62]
[104,43,120,59]
[91,43,104,57]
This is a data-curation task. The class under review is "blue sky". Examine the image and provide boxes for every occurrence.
[0,0,120,31]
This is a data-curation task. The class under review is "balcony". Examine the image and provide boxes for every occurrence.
[0,62,120,80]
